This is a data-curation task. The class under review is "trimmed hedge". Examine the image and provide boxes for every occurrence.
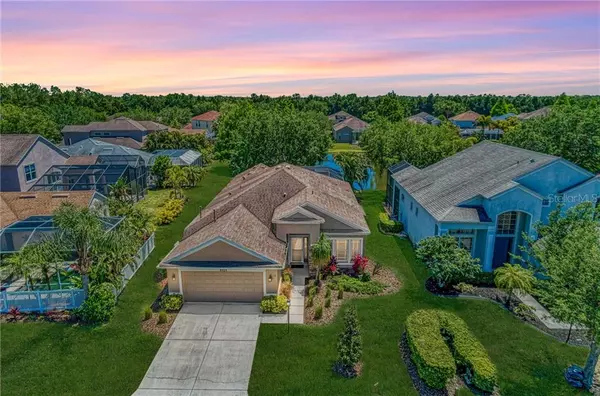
[405,310,497,392]
[260,295,288,313]
[378,212,403,233]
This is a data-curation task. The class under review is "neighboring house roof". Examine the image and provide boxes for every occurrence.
[517,106,552,120]
[163,163,368,266]
[65,155,99,165]
[491,113,516,121]
[0,134,68,166]
[182,123,193,129]
[180,128,207,136]
[191,111,220,122]
[61,116,168,134]
[0,191,99,228]
[333,116,369,132]
[61,138,152,163]
[328,111,352,121]
[95,137,144,150]
[450,111,481,122]
[407,112,441,125]
[151,149,202,166]
[391,141,558,223]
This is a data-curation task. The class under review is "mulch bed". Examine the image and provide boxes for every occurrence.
[141,312,177,338]
[0,310,73,324]
[304,262,401,325]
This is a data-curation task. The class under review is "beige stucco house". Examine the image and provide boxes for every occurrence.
[160,163,370,302]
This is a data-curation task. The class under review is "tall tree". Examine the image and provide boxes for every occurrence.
[493,264,535,307]
[165,166,187,199]
[310,233,332,281]
[150,155,172,188]
[334,152,370,192]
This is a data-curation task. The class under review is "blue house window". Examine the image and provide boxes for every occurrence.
[401,193,405,201]
[410,202,413,211]
[415,207,419,216]
[449,229,475,253]
[24,164,37,182]
[542,198,550,207]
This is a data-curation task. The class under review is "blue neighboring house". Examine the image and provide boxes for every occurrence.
[450,110,481,129]
[62,116,168,146]
[386,141,599,272]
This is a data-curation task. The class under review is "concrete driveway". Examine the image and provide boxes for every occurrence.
[134,302,261,396]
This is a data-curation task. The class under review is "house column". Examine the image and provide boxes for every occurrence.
[482,226,496,272]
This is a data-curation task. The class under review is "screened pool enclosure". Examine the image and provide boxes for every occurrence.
[0,215,122,254]
[29,155,148,201]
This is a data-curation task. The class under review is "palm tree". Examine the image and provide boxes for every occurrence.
[183,166,206,187]
[53,203,105,296]
[310,233,331,281]
[494,264,535,307]
[476,115,492,131]
[165,166,187,199]
[109,177,131,203]
[4,245,39,290]
[92,229,138,288]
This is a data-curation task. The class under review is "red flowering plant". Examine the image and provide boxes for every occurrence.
[323,256,339,278]
[352,254,369,275]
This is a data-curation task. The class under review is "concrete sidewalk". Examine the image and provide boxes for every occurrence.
[134,303,261,396]
[261,267,306,325]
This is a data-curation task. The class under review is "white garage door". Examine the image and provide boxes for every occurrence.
[182,271,263,302]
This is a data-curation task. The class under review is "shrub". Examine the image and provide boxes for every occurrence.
[77,283,116,324]
[372,261,383,276]
[338,289,344,299]
[378,212,403,233]
[260,295,288,313]
[160,294,184,311]
[8,307,20,322]
[360,272,371,282]
[153,268,166,283]
[280,281,292,299]
[323,256,339,277]
[331,275,385,295]
[325,288,331,298]
[306,296,314,308]
[282,268,293,283]
[513,303,536,322]
[325,297,331,308]
[143,306,153,321]
[405,310,497,392]
[454,282,474,294]
[308,286,317,297]
[416,236,481,289]
[333,306,362,378]
[314,305,323,320]
[352,254,369,275]
[156,198,185,225]
[158,310,168,324]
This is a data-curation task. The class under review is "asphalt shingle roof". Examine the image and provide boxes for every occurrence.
[191,111,220,122]
[391,141,557,222]
[0,134,40,166]
[61,117,168,134]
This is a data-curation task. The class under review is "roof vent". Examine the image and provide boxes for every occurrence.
[18,194,37,199]
[530,158,535,163]
[283,192,287,198]
[52,194,69,198]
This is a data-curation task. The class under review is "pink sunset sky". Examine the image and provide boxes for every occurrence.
[1,1,599,96]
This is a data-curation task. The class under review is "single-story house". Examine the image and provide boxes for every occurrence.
[61,116,168,146]
[332,116,369,144]
[189,111,220,138]
[0,191,107,252]
[160,163,370,302]
[517,106,551,121]
[0,134,69,192]
[450,110,481,129]
[61,138,153,166]
[150,149,203,167]
[407,112,442,126]
[386,141,599,272]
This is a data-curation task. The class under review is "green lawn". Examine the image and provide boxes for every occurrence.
[136,188,172,215]
[0,162,232,396]
[249,191,587,396]
[328,143,364,153]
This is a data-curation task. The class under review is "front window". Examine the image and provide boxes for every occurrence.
[24,164,37,182]
[334,240,348,262]
[449,229,475,254]
[497,212,517,235]
[331,238,362,263]
[351,240,361,257]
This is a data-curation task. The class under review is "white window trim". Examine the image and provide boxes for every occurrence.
[24,163,37,183]
[331,238,363,264]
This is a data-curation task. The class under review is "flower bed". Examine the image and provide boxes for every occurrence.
[305,260,401,325]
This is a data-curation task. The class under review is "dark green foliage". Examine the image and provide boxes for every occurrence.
[76,283,116,324]
[260,295,288,313]
[143,307,153,321]
[405,310,497,392]
[159,294,183,311]
[331,275,385,295]
[334,152,371,190]
[314,305,323,320]
[324,297,331,308]
[378,212,403,233]
[333,306,362,378]
[359,272,371,282]
[337,288,344,299]
[157,310,168,324]
[150,155,172,188]
[325,288,331,298]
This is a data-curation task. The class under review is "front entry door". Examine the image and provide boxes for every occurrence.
[290,236,309,265]
[492,237,513,269]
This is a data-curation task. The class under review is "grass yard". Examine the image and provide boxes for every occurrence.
[136,188,172,215]
[0,162,232,396]
[248,191,587,396]
[328,142,364,153]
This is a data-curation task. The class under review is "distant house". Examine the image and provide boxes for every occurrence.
[517,106,551,121]
[450,111,481,129]
[0,134,69,192]
[328,112,369,143]
[150,149,203,167]
[460,128,503,140]
[61,138,153,166]
[189,111,220,138]
[386,141,599,272]
[407,112,441,126]
[61,116,168,146]
[491,113,516,122]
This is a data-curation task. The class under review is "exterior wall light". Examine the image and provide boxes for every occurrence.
[268,274,273,282]
[172,273,176,281]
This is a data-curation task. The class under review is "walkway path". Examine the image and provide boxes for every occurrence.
[260,267,307,325]
[134,303,260,396]
[516,292,584,330]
